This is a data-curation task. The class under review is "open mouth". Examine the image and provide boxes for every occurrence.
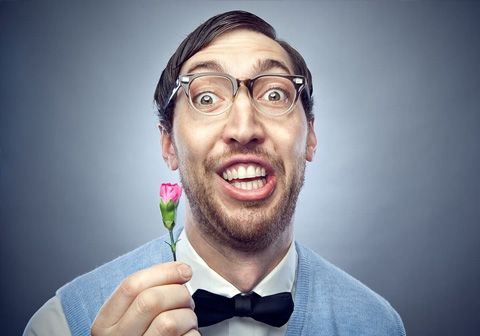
[221,164,268,190]
[216,156,276,201]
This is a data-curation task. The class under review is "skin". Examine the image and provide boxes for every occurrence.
[91,29,316,336]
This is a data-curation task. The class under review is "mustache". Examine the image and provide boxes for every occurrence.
[204,147,285,175]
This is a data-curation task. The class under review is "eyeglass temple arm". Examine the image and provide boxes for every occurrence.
[163,76,193,111]
[293,77,311,99]
[163,81,181,111]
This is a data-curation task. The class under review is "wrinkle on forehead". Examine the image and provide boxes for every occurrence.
[185,58,292,77]
[180,30,294,77]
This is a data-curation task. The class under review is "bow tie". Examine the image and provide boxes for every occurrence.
[192,289,294,328]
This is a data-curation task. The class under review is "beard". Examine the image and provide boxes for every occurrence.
[178,147,306,252]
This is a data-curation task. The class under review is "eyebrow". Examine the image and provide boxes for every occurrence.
[185,61,224,74]
[252,59,292,75]
[184,58,292,76]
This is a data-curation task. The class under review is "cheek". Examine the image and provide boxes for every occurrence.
[271,119,308,160]
[172,110,218,163]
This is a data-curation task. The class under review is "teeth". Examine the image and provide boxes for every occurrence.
[222,164,267,181]
[246,165,255,177]
[230,178,266,190]
[238,166,247,179]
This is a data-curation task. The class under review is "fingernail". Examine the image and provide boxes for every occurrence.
[177,264,192,279]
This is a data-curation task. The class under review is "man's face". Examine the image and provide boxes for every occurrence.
[162,29,317,251]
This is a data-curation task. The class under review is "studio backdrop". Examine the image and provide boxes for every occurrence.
[1,1,479,335]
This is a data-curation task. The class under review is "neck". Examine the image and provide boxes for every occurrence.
[184,208,293,293]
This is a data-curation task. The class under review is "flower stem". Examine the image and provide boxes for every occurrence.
[169,229,176,261]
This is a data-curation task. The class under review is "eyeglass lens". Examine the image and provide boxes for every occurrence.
[188,75,297,115]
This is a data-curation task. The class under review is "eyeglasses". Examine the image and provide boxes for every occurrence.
[166,72,309,117]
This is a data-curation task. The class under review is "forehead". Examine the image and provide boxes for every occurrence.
[180,29,294,77]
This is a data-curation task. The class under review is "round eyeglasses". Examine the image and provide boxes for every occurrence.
[166,72,309,117]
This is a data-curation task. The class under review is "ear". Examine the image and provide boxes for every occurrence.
[306,120,317,162]
[159,124,179,170]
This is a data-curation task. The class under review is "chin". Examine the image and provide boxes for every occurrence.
[203,202,291,252]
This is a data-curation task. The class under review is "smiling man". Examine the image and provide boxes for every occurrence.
[24,10,405,336]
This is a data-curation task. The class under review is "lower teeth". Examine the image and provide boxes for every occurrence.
[232,178,266,190]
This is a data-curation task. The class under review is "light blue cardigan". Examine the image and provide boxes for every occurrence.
[57,229,406,335]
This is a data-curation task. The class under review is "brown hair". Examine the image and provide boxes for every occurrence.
[154,10,314,133]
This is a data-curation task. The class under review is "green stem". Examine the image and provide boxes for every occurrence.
[169,229,176,261]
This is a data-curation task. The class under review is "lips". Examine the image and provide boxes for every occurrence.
[216,156,276,201]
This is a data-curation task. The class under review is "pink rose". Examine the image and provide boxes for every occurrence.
[159,183,182,261]
[160,183,182,204]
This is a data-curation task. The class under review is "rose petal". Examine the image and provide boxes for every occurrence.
[160,183,182,203]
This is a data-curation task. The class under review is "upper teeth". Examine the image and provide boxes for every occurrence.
[222,164,266,181]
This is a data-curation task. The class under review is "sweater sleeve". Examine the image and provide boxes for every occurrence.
[23,296,72,336]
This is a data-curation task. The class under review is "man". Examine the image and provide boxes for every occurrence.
[24,10,405,336]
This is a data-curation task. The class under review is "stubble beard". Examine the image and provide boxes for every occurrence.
[178,149,306,253]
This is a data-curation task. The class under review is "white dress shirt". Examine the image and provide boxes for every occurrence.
[23,229,297,336]
[176,229,298,336]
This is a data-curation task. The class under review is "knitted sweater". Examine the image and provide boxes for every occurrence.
[57,230,405,336]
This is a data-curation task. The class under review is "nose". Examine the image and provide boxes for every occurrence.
[221,87,265,147]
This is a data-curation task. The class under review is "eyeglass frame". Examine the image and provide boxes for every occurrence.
[165,72,310,117]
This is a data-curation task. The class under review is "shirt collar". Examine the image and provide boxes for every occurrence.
[176,228,297,297]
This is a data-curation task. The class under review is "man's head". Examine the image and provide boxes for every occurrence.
[154,10,314,134]
[155,11,317,252]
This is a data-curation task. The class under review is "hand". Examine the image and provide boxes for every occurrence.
[91,262,200,336]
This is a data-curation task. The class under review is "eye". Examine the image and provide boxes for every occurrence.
[192,92,220,106]
[261,88,289,102]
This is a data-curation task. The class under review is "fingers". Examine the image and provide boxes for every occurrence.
[93,262,192,330]
[144,308,198,336]
[115,284,194,335]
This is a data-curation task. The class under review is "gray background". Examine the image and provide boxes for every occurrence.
[1,1,479,335]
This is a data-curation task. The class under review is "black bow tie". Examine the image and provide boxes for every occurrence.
[192,289,294,328]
